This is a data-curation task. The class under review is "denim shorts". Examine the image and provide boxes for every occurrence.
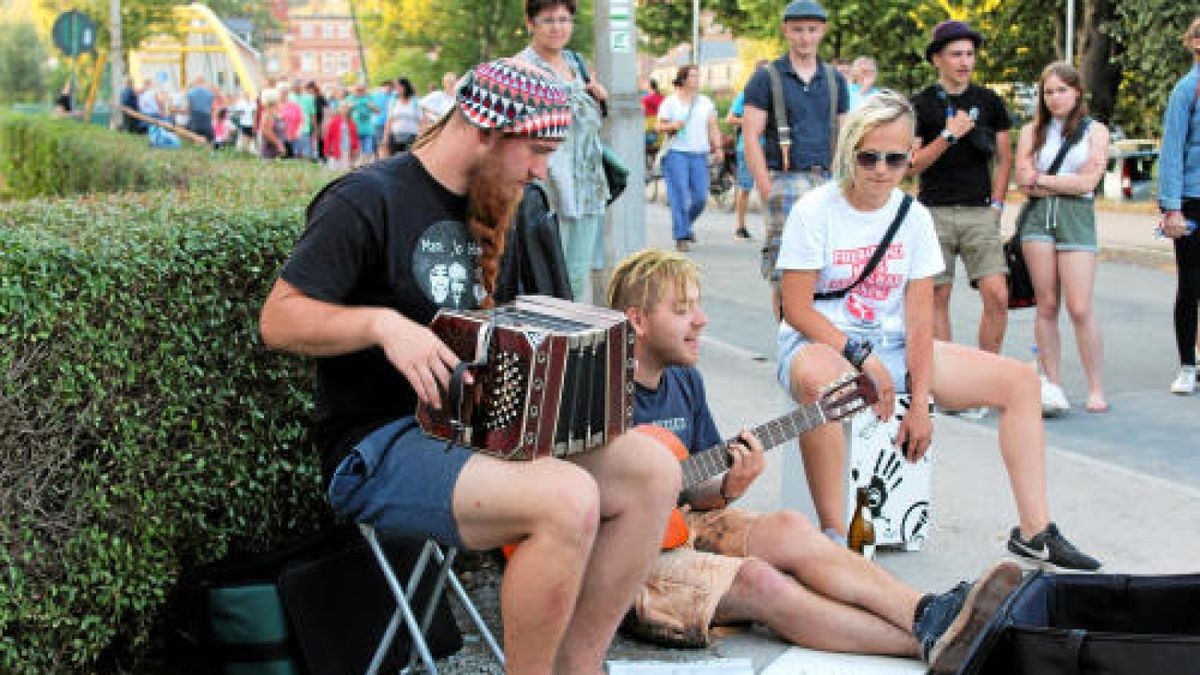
[326,416,473,548]
[776,329,909,396]
[735,150,754,191]
[1016,196,1098,252]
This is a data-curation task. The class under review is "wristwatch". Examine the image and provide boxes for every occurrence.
[939,128,958,145]
[842,337,874,370]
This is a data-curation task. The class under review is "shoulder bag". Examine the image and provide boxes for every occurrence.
[1007,117,1092,309]
[568,50,629,205]
[813,194,913,300]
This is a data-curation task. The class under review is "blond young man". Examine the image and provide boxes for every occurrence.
[607,248,1021,673]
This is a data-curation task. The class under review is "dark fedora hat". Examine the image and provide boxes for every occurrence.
[924,20,983,62]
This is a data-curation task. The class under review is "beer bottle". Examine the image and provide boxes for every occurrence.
[847,487,876,559]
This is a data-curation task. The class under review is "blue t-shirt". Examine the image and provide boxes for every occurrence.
[187,86,214,118]
[633,366,721,455]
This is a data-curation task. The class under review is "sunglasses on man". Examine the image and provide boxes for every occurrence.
[855,150,911,170]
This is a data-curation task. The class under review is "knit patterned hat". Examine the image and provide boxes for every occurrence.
[456,59,572,140]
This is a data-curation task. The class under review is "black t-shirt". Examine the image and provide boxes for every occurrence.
[911,83,1011,206]
[281,154,508,478]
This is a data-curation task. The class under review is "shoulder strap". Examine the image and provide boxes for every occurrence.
[814,195,914,300]
[825,63,838,158]
[765,63,791,172]
[569,50,590,83]
[1046,117,1091,176]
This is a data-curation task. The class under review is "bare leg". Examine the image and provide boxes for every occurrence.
[1058,251,1106,411]
[789,344,858,534]
[555,430,682,673]
[1024,241,1062,382]
[453,456,601,673]
[930,340,1051,537]
[714,558,918,656]
[933,283,954,343]
[744,510,924,633]
[734,188,750,233]
[975,274,1009,354]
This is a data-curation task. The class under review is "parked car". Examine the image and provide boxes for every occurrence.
[1103,139,1157,202]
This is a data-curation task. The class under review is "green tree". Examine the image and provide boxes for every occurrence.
[361,0,595,92]
[0,21,46,104]
[1110,0,1197,137]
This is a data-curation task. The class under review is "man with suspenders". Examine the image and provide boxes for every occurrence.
[741,0,850,319]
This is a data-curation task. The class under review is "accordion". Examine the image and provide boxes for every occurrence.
[416,295,635,460]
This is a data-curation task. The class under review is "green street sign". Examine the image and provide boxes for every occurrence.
[52,10,98,57]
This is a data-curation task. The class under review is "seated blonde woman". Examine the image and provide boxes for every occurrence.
[775,89,1101,572]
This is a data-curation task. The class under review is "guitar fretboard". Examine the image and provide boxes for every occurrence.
[680,401,826,490]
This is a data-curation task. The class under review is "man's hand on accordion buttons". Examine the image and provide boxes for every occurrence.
[722,429,765,502]
[379,313,468,410]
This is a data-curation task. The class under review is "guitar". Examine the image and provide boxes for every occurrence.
[500,372,877,559]
[642,371,878,550]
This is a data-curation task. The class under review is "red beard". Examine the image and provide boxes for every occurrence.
[466,151,523,309]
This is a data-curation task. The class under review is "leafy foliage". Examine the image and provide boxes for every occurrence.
[0,115,334,672]
[0,22,46,105]
[360,0,596,92]
[1109,2,1197,137]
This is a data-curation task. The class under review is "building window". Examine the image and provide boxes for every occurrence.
[322,23,335,39]
[301,53,316,73]
[338,22,350,39]
[300,23,314,38]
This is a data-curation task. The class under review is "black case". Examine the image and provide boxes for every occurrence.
[173,526,463,675]
[962,571,1200,675]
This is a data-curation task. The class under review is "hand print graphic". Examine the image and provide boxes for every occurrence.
[844,394,934,551]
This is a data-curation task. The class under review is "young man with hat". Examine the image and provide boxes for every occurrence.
[741,0,850,319]
[259,58,682,673]
[908,20,1014,355]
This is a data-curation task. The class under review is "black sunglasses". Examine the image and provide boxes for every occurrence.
[855,150,910,170]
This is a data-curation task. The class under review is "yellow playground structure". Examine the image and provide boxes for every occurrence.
[128,2,264,98]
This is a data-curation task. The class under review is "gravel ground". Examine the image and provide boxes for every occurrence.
[434,551,718,672]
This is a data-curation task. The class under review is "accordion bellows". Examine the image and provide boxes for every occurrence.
[417,296,635,460]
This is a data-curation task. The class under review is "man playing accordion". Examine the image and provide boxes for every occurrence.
[259,60,681,673]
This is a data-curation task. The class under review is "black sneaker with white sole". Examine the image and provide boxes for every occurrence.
[1007,522,1101,572]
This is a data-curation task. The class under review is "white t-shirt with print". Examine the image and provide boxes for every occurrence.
[657,94,716,154]
[775,183,944,340]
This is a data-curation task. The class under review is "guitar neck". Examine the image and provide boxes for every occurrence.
[680,401,826,490]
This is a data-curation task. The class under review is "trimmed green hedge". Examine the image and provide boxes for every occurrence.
[0,113,211,199]
[1,120,339,671]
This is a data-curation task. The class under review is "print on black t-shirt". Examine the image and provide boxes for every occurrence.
[412,218,485,310]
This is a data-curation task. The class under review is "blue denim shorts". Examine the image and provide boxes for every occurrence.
[327,416,473,548]
[776,329,909,396]
[735,150,754,191]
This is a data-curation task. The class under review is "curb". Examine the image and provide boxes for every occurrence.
[1099,244,1174,272]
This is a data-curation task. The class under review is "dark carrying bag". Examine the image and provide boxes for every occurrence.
[568,50,629,205]
[173,526,462,675]
[496,182,574,302]
[961,571,1200,675]
[1004,234,1036,309]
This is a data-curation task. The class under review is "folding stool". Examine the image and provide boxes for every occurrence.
[358,523,505,674]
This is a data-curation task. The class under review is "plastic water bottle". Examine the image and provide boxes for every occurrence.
[1154,218,1199,239]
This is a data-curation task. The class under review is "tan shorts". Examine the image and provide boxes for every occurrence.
[927,205,1008,285]
[624,508,762,647]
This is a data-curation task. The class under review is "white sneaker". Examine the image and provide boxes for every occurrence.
[1040,377,1071,416]
[1171,367,1197,395]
